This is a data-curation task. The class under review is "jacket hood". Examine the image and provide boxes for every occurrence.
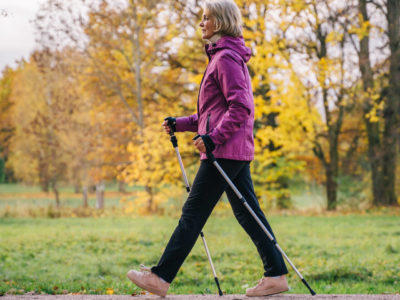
[205,36,252,62]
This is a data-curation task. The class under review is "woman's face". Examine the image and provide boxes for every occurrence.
[199,8,217,40]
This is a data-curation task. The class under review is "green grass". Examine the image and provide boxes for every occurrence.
[1,215,400,295]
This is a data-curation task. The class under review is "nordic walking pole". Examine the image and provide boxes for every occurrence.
[194,135,316,296]
[165,118,223,296]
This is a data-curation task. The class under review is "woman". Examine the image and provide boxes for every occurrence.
[127,0,289,297]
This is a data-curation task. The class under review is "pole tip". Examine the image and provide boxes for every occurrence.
[214,277,223,296]
[301,278,316,296]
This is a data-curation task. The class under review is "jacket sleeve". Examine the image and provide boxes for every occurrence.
[175,114,198,132]
[208,53,252,145]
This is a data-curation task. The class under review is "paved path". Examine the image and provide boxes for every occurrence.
[2,295,399,300]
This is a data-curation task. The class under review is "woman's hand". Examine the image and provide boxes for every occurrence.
[162,117,176,135]
[162,120,171,134]
[193,137,206,153]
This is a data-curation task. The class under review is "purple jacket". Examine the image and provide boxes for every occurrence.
[176,36,254,161]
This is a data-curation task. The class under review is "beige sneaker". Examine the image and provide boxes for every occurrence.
[127,265,170,297]
[246,275,289,297]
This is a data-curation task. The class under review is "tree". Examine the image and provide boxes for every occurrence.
[0,67,15,183]
[33,0,207,212]
[7,52,73,206]
[264,0,363,210]
[236,1,318,209]
[353,0,398,206]
[383,0,399,205]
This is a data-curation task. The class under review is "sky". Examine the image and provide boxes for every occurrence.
[0,0,44,71]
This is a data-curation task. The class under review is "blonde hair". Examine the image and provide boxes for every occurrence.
[204,0,243,37]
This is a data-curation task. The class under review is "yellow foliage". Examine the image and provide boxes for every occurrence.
[4,0,378,213]
[239,0,319,207]
[348,14,371,40]
[326,31,344,45]
[106,288,114,295]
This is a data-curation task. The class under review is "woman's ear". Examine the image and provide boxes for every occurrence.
[213,19,220,33]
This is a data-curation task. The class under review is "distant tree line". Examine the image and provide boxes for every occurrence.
[0,0,398,212]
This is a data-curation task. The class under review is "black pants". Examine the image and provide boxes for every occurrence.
[151,159,288,283]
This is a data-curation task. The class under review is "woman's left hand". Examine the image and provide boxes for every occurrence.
[193,137,206,153]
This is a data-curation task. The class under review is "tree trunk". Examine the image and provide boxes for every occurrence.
[342,134,360,175]
[325,165,337,210]
[0,156,6,183]
[118,180,126,193]
[382,0,400,205]
[52,179,60,208]
[74,183,80,194]
[95,181,105,209]
[366,122,383,206]
[145,185,153,213]
[39,160,50,192]
[132,4,144,132]
[317,22,342,211]
[381,123,397,205]
[82,186,89,208]
[327,134,340,211]
[276,176,291,209]
[358,0,384,205]
[40,179,50,193]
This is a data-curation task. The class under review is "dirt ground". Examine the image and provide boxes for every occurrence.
[1,294,399,300]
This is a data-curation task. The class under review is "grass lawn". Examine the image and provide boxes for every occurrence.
[0,215,399,295]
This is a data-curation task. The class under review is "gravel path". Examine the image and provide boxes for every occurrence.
[1,294,399,300]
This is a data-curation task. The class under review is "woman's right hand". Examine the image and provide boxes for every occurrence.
[162,120,171,134]
[163,117,177,134]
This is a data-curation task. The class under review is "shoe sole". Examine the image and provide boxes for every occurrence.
[126,272,167,297]
[246,286,289,297]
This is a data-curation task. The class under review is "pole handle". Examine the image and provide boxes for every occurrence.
[165,117,178,147]
[164,117,176,134]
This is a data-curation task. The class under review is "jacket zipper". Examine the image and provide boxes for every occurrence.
[197,66,208,120]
